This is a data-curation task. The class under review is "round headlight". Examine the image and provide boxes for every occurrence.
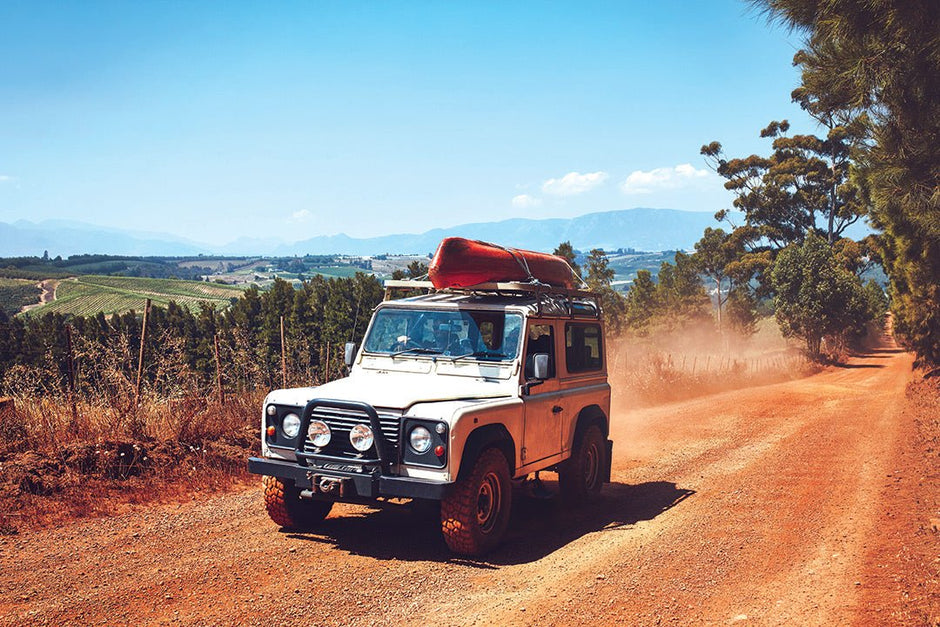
[308,420,331,447]
[409,426,432,453]
[266,405,277,416]
[349,424,374,452]
[282,413,301,438]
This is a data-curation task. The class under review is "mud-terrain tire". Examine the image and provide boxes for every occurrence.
[559,424,606,504]
[440,447,512,556]
[262,475,332,530]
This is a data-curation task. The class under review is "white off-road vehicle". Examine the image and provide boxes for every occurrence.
[248,280,612,555]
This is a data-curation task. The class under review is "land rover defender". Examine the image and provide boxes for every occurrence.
[248,280,612,555]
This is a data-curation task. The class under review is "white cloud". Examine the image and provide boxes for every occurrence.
[542,171,609,196]
[0,175,13,183]
[511,194,541,208]
[620,163,711,194]
[289,209,312,223]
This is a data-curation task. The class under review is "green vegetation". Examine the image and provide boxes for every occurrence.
[690,82,880,358]
[692,227,761,334]
[758,0,940,367]
[390,260,429,280]
[771,233,870,356]
[0,278,41,314]
[24,276,245,318]
[552,241,582,278]
[0,254,216,281]
[579,248,712,339]
[0,274,383,401]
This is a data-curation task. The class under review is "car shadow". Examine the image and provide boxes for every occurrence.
[285,480,694,566]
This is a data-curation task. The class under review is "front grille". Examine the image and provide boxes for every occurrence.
[303,405,401,461]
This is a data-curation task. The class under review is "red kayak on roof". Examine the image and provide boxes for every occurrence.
[428,237,581,290]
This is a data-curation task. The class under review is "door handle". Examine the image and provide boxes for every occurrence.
[552,405,563,414]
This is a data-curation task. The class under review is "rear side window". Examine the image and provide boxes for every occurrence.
[565,323,603,373]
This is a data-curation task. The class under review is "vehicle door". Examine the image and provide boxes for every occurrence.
[558,321,609,454]
[520,320,565,465]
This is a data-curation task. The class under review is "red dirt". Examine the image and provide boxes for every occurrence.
[1,334,937,626]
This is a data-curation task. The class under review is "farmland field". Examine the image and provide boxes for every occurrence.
[306,265,364,278]
[0,278,42,314]
[24,275,246,317]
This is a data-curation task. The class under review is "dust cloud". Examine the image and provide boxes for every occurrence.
[608,319,812,410]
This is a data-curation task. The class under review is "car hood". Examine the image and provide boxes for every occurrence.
[266,370,514,411]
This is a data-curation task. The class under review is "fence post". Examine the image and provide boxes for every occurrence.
[280,315,287,388]
[325,342,331,383]
[214,333,225,405]
[65,323,78,424]
[134,298,151,407]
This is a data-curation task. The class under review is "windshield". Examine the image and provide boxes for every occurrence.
[363,308,522,360]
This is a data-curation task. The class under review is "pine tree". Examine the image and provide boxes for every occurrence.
[552,241,582,278]
[757,0,940,365]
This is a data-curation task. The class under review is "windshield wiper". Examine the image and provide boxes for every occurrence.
[449,350,509,362]
[390,347,442,358]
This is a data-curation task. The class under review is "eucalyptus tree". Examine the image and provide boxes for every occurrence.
[692,227,764,334]
[585,249,625,333]
[756,0,940,366]
[701,117,866,248]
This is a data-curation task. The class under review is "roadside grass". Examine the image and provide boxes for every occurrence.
[0,389,263,533]
[23,275,246,317]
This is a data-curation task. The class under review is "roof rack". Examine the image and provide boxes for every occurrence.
[383,279,602,319]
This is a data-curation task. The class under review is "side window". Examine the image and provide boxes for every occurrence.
[565,323,603,373]
[524,323,555,379]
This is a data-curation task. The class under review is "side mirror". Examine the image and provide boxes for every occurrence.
[532,353,550,380]
[344,342,357,367]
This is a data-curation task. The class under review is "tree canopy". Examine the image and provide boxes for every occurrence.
[771,232,870,357]
[757,0,940,366]
[552,241,582,278]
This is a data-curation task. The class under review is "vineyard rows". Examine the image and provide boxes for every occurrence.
[25,276,246,317]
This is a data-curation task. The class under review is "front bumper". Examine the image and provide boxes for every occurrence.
[248,456,450,500]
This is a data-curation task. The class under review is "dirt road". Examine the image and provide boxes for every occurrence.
[18,279,58,314]
[1,340,935,626]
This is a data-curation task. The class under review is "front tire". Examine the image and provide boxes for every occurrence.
[441,447,512,556]
[558,424,606,504]
[262,475,333,530]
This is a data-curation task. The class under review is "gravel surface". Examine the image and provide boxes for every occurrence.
[1,337,936,626]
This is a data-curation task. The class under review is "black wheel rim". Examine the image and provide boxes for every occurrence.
[477,471,502,533]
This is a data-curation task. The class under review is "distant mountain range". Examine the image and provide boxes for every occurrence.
[0,208,873,258]
[0,220,208,257]
[272,209,723,256]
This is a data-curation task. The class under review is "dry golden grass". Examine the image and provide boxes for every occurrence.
[0,390,264,533]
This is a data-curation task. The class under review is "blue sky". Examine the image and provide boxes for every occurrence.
[0,1,815,246]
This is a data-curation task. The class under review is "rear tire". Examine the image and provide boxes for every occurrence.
[441,447,512,556]
[262,475,332,530]
[558,424,606,504]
